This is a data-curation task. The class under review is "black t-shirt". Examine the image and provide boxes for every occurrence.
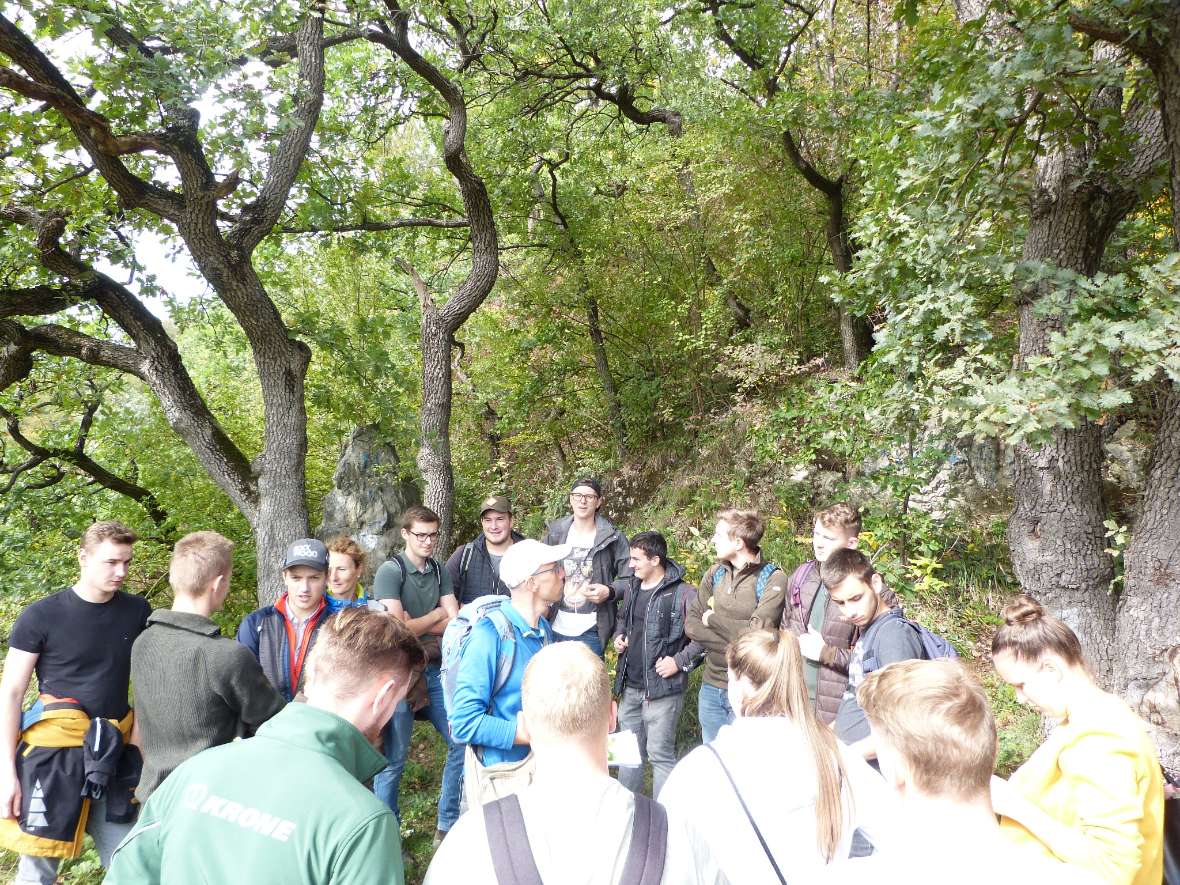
[625,585,657,689]
[9,588,151,719]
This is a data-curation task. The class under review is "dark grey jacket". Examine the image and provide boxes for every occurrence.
[611,560,702,700]
[445,531,526,604]
[132,610,285,802]
[542,513,631,647]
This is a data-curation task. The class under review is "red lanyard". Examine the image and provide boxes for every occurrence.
[277,595,325,693]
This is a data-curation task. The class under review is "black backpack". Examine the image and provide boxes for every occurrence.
[483,791,667,885]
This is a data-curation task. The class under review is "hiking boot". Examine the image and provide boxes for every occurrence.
[432,828,447,850]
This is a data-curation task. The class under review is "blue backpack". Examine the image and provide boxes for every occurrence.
[862,610,959,673]
[711,562,780,601]
[441,597,544,717]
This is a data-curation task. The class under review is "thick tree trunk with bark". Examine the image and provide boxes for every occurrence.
[419,315,457,552]
[1008,144,1116,676]
[1117,387,1180,774]
[1004,33,1170,679]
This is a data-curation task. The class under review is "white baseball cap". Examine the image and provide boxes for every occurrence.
[500,539,572,589]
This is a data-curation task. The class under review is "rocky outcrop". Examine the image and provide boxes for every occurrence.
[318,425,421,579]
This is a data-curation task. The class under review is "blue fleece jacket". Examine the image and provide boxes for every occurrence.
[447,601,551,766]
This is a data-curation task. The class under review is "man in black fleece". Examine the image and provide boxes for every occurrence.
[611,531,701,798]
[446,494,524,604]
[131,531,284,802]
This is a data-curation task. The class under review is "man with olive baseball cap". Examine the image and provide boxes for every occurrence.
[449,540,571,768]
[446,494,525,605]
[236,538,334,701]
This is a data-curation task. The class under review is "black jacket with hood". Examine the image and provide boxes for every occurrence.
[611,559,703,700]
[541,513,631,647]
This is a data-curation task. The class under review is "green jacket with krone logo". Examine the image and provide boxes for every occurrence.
[107,701,401,885]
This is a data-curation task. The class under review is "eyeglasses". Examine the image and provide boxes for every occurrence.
[569,492,599,503]
[533,564,564,578]
[407,530,439,542]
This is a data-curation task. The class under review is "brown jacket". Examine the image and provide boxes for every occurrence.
[686,560,788,689]
[781,560,900,725]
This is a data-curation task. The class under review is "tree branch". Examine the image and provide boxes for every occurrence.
[0,14,184,220]
[588,82,683,135]
[0,318,146,382]
[280,216,469,234]
[781,127,842,196]
[371,1,499,334]
[396,258,434,313]
[228,8,326,255]
[0,206,258,516]
[1067,12,1135,49]
[0,284,89,318]
[0,402,170,527]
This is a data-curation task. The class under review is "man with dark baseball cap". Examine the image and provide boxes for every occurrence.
[446,493,524,605]
[236,538,333,701]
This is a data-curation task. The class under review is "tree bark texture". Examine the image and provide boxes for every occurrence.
[1117,387,1180,774]
[419,315,458,554]
[1007,60,1166,682]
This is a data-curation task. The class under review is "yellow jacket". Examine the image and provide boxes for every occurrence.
[0,700,134,858]
[1000,688,1164,885]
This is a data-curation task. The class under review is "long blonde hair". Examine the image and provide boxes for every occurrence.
[727,629,847,863]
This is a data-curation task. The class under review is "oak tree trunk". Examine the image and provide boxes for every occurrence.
[1117,387,1180,774]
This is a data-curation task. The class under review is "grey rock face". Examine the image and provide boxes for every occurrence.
[318,425,421,580]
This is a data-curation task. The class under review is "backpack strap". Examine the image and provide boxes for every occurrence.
[710,563,727,592]
[754,562,779,602]
[788,561,817,631]
[459,542,475,585]
[704,744,787,885]
[484,794,544,885]
[484,607,517,698]
[389,554,406,597]
[789,561,815,611]
[620,794,668,885]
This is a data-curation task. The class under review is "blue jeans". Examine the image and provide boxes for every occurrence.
[697,682,734,743]
[554,627,603,657]
[372,663,465,832]
[616,687,684,798]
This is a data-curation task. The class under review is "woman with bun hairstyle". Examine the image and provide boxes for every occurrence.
[991,594,1165,885]
[659,629,891,883]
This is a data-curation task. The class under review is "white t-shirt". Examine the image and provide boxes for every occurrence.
[659,716,897,884]
[816,829,1106,885]
[425,772,727,885]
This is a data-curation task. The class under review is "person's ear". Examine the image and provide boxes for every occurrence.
[609,699,618,732]
[1040,656,1064,685]
[869,573,884,594]
[847,535,860,550]
[208,572,229,602]
[373,674,402,714]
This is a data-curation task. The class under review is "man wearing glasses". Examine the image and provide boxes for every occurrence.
[372,505,462,846]
[541,477,631,656]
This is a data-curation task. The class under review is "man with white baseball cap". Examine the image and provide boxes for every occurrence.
[236,538,334,701]
[449,539,571,771]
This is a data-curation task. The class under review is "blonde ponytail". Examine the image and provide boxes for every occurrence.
[727,630,847,862]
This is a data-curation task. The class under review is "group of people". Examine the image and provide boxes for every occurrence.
[0,478,1168,884]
